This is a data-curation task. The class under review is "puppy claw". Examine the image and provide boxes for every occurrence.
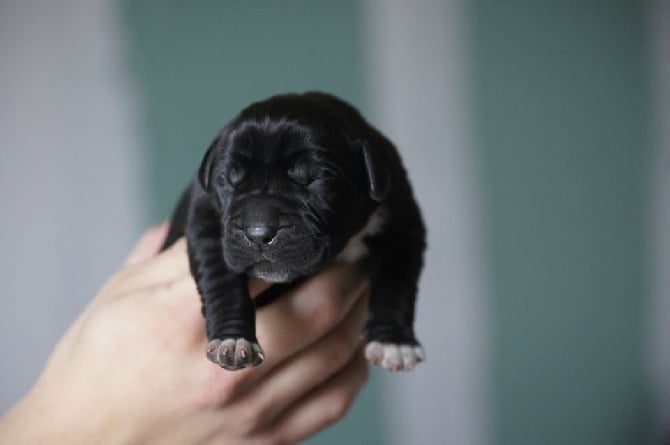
[252,343,265,366]
[206,339,221,362]
[365,341,425,372]
[206,338,264,371]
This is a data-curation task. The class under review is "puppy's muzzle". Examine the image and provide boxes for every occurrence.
[225,195,320,281]
[232,196,282,247]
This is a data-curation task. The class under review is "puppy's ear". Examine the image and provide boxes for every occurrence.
[362,144,390,202]
[198,137,220,191]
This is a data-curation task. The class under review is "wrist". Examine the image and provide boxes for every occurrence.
[0,386,128,445]
[0,392,61,444]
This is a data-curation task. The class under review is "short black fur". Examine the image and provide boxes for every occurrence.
[163,92,426,371]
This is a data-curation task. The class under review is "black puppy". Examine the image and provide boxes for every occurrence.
[163,92,426,372]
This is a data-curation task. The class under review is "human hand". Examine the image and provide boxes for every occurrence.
[0,225,370,445]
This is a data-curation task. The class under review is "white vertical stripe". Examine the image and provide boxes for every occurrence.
[0,0,145,411]
[362,1,491,444]
[650,0,670,439]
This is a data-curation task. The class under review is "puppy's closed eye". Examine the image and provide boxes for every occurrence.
[227,164,246,186]
[287,163,312,185]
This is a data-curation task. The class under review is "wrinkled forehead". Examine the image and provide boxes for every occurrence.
[223,118,331,165]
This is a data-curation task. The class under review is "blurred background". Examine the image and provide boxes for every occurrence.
[1,1,668,444]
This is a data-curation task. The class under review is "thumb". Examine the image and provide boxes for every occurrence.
[124,224,170,265]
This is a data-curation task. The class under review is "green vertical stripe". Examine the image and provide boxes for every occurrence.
[470,1,652,444]
[123,1,383,443]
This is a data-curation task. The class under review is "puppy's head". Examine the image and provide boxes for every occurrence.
[198,92,389,282]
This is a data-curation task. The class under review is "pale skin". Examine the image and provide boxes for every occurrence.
[0,225,370,445]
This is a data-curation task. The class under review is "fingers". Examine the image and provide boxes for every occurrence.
[195,263,368,409]
[107,238,191,298]
[123,224,170,265]
[139,275,206,350]
[255,347,369,444]
[120,226,271,299]
[253,262,369,372]
[232,294,368,431]
[248,277,272,299]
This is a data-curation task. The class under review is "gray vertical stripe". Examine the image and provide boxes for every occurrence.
[0,0,145,412]
[363,1,491,444]
[650,0,670,438]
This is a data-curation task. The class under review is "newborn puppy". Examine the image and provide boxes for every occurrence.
[164,92,426,371]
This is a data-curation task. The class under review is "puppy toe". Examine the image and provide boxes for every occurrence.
[251,342,265,366]
[366,341,425,372]
[364,341,384,365]
[218,339,238,368]
[414,345,426,363]
[206,338,264,370]
[400,345,417,370]
[234,338,264,368]
[206,339,222,363]
[380,345,402,371]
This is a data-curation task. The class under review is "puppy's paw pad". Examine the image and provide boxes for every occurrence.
[206,338,264,371]
[365,341,425,372]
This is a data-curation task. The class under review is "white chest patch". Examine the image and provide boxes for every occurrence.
[335,207,388,263]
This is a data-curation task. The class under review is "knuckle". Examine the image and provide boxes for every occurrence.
[153,277,180,299]
[319,355,368,425]
[190,389,219,411]
[190,383,232,411]
[236,404,268,435]
[210,383,237,408]
[190,368,245,409]
[214,373,250,406]
[145,280,170,301]
[317,273,341,301]
[307,289,343,331]
[326,336,355,369]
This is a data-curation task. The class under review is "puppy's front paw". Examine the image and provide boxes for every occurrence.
[365,341,425,371]
[206,338,265,370]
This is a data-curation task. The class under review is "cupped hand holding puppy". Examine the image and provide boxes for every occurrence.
[0,225,370,445]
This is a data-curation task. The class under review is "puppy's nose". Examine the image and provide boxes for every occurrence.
[245,225,277,245]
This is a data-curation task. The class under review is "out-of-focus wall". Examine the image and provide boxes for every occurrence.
[0,0,145,412]
[650,0,670,439]
[471,1,654,444]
